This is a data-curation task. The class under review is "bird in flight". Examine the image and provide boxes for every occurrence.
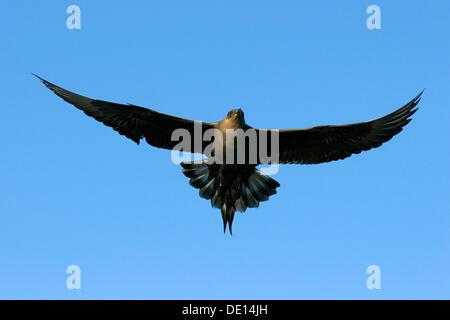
[34,74,422,234]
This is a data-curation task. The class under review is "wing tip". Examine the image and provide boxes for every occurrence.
[411,89,424,108]
[416,88,425,99]
[32,73,44,82]
[33,73,52,89]
[408,89,424,116]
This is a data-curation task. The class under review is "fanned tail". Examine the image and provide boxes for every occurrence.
[181,161,280,234]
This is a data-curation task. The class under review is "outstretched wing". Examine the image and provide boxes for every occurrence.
[35,75,216,152]
[256,91,422,164]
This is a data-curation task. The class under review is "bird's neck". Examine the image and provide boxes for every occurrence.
[218,118,245,131]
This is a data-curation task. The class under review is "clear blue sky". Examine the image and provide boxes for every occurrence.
[0,1,448,299]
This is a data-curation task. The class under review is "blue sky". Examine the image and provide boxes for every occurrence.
[0,1,448,299]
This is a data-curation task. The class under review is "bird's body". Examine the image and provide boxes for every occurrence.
[181,109,279,233]
[35,74,422,234]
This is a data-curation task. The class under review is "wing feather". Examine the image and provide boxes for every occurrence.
[35,75,216,152]
[255,91,422,164]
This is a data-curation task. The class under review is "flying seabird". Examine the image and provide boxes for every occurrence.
[34,74,422,234]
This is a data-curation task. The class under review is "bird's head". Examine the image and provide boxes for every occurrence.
[226,108,245,124]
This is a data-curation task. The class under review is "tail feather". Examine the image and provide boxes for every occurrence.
[199,178,216,199]
[248,178,269,201]
[181,161,216,197]
[252,172,278,196]
[210,191,221,209]
[189,172,209,188]
[181,161,280,234]
[254,171,280,190]
[221,203,235,234]
[181,161,208,178]
[241,184,259,208]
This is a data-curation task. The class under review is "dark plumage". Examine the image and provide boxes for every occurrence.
[35,74,422,234]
